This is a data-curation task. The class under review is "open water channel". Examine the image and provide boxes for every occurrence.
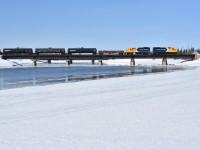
[0,64,190,90]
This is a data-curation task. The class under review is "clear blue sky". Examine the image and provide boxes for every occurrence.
[0,0,199,50]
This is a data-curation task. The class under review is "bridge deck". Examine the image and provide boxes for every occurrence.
[1,54,195,60]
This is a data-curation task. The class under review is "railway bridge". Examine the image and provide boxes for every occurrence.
[1,54,197,66]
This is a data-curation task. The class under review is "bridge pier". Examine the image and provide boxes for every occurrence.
[162,58,168,65]
[66,59,70,66]
[130,58,135,66]
[192,52,199,60]
[98,59,103,65]
[92,60,95,64]
[48,60,51,64]
[33,59,37,66]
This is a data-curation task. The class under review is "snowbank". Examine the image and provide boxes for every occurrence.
[0,57,16,67]
[0,62,200,149]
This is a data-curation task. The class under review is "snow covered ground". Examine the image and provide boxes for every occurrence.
[0,57,200,149]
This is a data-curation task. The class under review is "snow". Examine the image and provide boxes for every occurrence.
[0,57,16,67]
[0,57,200,149]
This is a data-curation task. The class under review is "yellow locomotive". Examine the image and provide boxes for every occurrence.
[153,47,177,54]
[166,47,177,53]
[126,47,177,54]
[126,47,151,55]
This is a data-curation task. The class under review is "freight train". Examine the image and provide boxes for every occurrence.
[1,47,177,55]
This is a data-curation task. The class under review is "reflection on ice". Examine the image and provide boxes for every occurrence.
[0,65,191,90]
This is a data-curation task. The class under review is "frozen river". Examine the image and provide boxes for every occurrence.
[0,59,199,150]
[0,65,190,90]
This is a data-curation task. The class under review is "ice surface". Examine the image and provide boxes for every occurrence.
[0,57,200,149]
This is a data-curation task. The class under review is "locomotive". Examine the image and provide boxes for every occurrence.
[153,47,177,54]
[126,47,151,55]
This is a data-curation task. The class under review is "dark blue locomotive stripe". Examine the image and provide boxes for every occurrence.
[153,47,167,53]
[137,47,151,52]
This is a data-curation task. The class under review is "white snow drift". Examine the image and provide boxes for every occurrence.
[0,58,200,149]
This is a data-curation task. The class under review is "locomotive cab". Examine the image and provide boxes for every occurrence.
[167,47,177,53]
[125,47,137,54]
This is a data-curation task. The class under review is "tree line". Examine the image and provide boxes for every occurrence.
[177,48,200,54]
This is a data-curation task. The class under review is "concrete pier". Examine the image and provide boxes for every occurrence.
[92,60,95,64]
[98,59,103,65]
[162,58,168,65]
[48,60,51,64]
[130,58,135,66]
[192,52,199,60]
[33,59,37,66]
[66,59,70,66]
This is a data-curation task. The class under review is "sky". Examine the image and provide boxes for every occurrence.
[0,0,200,50]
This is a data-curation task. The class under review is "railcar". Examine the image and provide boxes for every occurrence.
[3,48,33,55]
[98,50,124,55]
[68,47,97,55]
[35,48,65,55]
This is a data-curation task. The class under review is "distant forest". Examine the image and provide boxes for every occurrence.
[177,48,200,54]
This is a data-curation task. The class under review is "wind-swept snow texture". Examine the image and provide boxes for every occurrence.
[0,60,200,149]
